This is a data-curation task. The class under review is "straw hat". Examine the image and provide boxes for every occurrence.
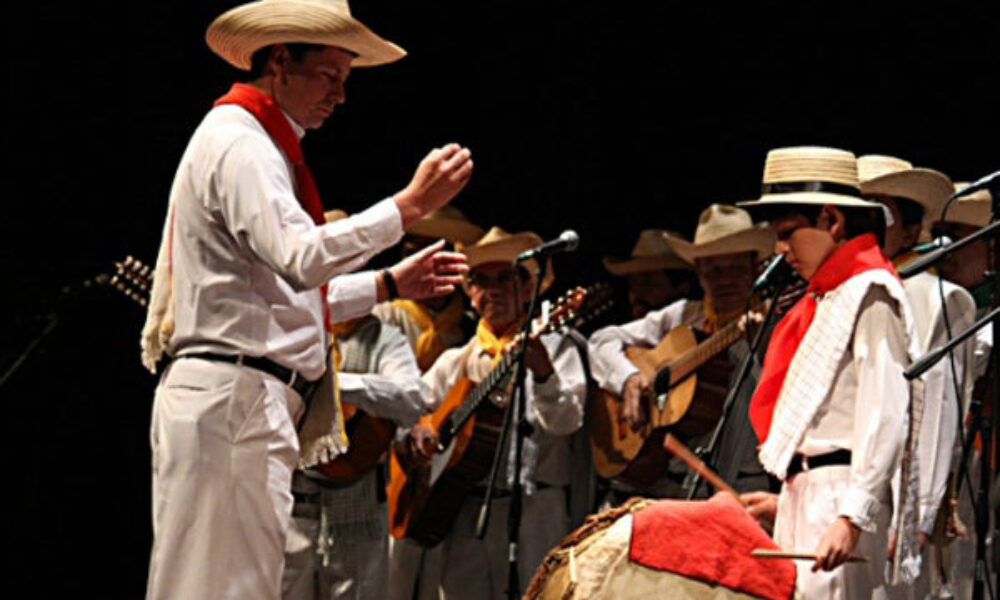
[406,206,485,246]
[457,227,554,293]
[206,0,406,71]
[739,146,882,210]
[857,155,953,226]
[603,229,692,276]
[664,205,775,264]
[937,182,993,228]
[324,208,348,223]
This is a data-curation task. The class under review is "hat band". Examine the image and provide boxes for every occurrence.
[762,181,862,198]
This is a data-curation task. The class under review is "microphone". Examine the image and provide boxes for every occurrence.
[951,170,1000,199]
[751,254,794,294]
[911,236,952,254]
[516,230,580,262]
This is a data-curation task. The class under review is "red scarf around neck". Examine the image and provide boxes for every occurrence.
[748,234,898,444]
[213,83,331,331]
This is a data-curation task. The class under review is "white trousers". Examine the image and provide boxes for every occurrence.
[389,487,568,600]
[146,358,304,600]
[282,514,389,600]
[775,466,891,600]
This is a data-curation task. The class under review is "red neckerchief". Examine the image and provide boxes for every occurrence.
[213,83,331,331]
[748,234,898,443]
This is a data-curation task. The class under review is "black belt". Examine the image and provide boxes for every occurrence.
[178,352,320,401]
[786,449,852,478]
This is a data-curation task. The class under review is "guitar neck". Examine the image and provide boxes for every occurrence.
[667,319,745,385]
[443,348,520,440]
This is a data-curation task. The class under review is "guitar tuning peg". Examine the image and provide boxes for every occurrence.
[138,298,148,307]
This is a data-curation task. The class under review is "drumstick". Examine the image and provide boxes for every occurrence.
[752,549,870,563]
[662,433,744,506]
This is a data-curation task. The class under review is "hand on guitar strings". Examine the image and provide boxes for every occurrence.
[503,336,555,383]
[397,424,439,469]
[621,372,652,432]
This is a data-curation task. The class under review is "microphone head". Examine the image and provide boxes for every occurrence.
[559,230,580,251]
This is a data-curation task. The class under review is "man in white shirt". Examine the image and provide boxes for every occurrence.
[142,3,474,599]
[390,227,587,599]
[858,156,978,600]
[588,204,774,502]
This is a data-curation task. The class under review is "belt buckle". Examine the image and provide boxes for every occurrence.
[801,455,810,473]
[235,354,245,366]
[288,369,298,387]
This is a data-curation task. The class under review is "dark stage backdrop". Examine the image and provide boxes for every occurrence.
[4,1,997,596]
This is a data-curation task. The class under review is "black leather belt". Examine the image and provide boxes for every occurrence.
[179,352,320,401]
[786,449,852,478]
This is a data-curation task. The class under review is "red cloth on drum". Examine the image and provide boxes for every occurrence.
[629,494,796,600]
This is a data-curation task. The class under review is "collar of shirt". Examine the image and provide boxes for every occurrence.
[281,108,306,140]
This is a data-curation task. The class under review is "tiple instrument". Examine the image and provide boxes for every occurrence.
[589,285,805,488]
[387,285,612,547]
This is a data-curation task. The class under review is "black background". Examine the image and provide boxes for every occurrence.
[4,1,998,596]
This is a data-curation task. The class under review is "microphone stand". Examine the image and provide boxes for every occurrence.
[0,273,109,391]
[474,255,549,600]
[898,220,1000,279]
[684,279,788,500]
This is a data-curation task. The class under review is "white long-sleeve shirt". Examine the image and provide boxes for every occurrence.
[422,331,587,491]
[588,299,704,396]
[336,318,431,428]
[904,272,977,533]
[796,286,911,532]
[164,104,403,380]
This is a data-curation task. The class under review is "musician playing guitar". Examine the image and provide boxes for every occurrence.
[588,204,777,503]
[392,227,587,600]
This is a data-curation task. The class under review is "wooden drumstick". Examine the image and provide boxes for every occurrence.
[751,549,870,563]
[662,433,744,506]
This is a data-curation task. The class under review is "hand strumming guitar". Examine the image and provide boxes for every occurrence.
[621,372,651,431]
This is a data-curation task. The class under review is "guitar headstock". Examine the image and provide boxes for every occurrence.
[108,256,154,307]
[532,283,614,336]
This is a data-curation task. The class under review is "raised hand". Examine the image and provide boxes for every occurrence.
[383,239,469,300]
[394,144,474,228]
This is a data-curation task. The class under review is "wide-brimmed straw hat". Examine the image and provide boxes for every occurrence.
[857,155,953,227]
[739,146,882,210]
[206,0,406,71]
[457,227,554,293]
[406,206,485,246]
[937,183,993,228]
[603,229,692,276]
[664,205,774,265]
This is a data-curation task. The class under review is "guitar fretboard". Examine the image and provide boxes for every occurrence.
[667,319,745,385]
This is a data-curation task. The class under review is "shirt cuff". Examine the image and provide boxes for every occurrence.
[357,197,405,249]
[327,271,378,323]
[609,365,641,400]
[839,486,883,533]
[919,502,940,536]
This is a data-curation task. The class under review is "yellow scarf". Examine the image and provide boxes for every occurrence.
[393,296,465,371]
[476,319,521,366]
[701,293,742,333]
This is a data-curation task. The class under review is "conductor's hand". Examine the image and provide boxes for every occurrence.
[382,239,469,300]
[621,373,651,431]
[395,144,474,228]
[812,517,861,572]
[741,491,778,524]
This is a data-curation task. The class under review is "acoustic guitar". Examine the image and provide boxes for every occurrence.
[589,286,805,487]
[387,285,612,547]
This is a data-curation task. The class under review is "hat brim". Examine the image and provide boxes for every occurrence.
[739,191,881,209]
[460,235,554,294]
[407,218,484,246]
[663,226,775,265]
[206,1,406,70]
[860,168,953,224]
[602,254,692,276]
